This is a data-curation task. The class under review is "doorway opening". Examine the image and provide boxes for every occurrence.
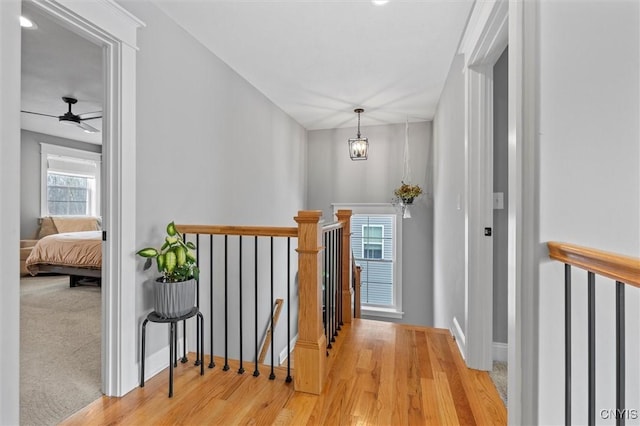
[460,1,508,375]
[1,1,143,422]
[14,0,142,408]
[490,45,509,405]
[19,3,105,422]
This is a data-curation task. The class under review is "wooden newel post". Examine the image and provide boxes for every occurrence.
[294,210,327,394]
[335,209,352,324]
[354,265,362,318]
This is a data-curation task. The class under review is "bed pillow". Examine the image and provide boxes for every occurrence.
[52,217,100,233]
[37,217,58,239]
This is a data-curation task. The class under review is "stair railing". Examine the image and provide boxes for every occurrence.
[175,209,353,396]
[321,210,353,351]
[176,223,298,383]
[547,242,640,426]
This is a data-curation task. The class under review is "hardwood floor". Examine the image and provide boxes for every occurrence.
[61,319,506,425]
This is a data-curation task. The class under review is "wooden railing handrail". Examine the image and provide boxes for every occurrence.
[547,241,640,288]
[321,221,345,233]
[175,224,298,238]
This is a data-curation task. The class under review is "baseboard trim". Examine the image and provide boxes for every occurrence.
[279,334,298,365]
[493,341,508,363]
[138,338,185,383]
[451,316,466,360]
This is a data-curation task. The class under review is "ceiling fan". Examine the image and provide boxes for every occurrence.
[21,96,102,134]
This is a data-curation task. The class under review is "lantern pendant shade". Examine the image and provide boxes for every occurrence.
[349,108,368,160]
[349,137,368,160]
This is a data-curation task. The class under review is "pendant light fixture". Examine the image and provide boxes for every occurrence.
[348,108,368,160]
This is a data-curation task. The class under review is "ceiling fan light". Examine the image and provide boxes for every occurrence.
[59,117,78,126]
[20,16,37,29]
[79,122,100,133]
[23,97,102,135]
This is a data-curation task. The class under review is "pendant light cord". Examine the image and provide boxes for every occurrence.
[402,118,411,182]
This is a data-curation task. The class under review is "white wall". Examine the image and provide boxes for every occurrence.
[118,0,307,368]
[307,121,434,326]
[0,0,22,423]
[435,3,640,421]
[20,130,102,239]
[432,54,466,339]
[537,1,640,424]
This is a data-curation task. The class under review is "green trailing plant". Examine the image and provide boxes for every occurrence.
[137,221,199,282]
[393,181,423,203]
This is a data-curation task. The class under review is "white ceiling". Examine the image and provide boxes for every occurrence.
[152,0,475,130]
[19,0,474,143]
[20,2,103,145]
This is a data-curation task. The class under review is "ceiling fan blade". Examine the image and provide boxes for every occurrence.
[78,111,102,121]
[78,121,100,134]
[21,110,58,118]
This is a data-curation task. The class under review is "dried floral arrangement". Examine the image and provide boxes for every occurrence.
[393,182,423,204]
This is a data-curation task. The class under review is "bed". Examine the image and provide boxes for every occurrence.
[24,216,102,286]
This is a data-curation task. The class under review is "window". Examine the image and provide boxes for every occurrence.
[47,173,92,215]
[362,224,383,259]
[41,143,101,217]
[333,203,403,319]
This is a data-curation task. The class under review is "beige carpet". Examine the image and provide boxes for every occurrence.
[489,361,508,406]
[20,275,102,426]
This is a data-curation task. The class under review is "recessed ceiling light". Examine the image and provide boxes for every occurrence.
[372,0,389,5]
[20,16,37,29]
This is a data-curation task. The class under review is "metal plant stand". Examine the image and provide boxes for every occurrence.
[140,307,204,397]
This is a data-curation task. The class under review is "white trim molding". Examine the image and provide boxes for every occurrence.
[452,316,467,360]
[459,0,509,68]
[54,0,144,49]
[140,338,186,383]
[493,342,508,363]
[457,0,508,373]
[279,334,298,366]
[508,0,540,423]
[333,203,404,318]
[30,0,144,397]
[40,143,102,217]
[0,1,23,423]
[361,306,405,320]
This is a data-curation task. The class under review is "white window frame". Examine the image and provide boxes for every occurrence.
[362,224,384,260]
[40,143,101,218]
[333,203,403,319]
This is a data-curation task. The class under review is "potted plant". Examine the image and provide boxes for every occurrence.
[137,221,199,319]
[393,181,423,205]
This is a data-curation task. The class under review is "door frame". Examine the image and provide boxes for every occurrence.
[7,0,143,401]
[35,0,144,397]
[507,0,539,423]
[460,0,540,423]
[0,1,23,422]
[458,0,508,372]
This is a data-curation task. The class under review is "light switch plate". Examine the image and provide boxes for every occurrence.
[493,192,504,209]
